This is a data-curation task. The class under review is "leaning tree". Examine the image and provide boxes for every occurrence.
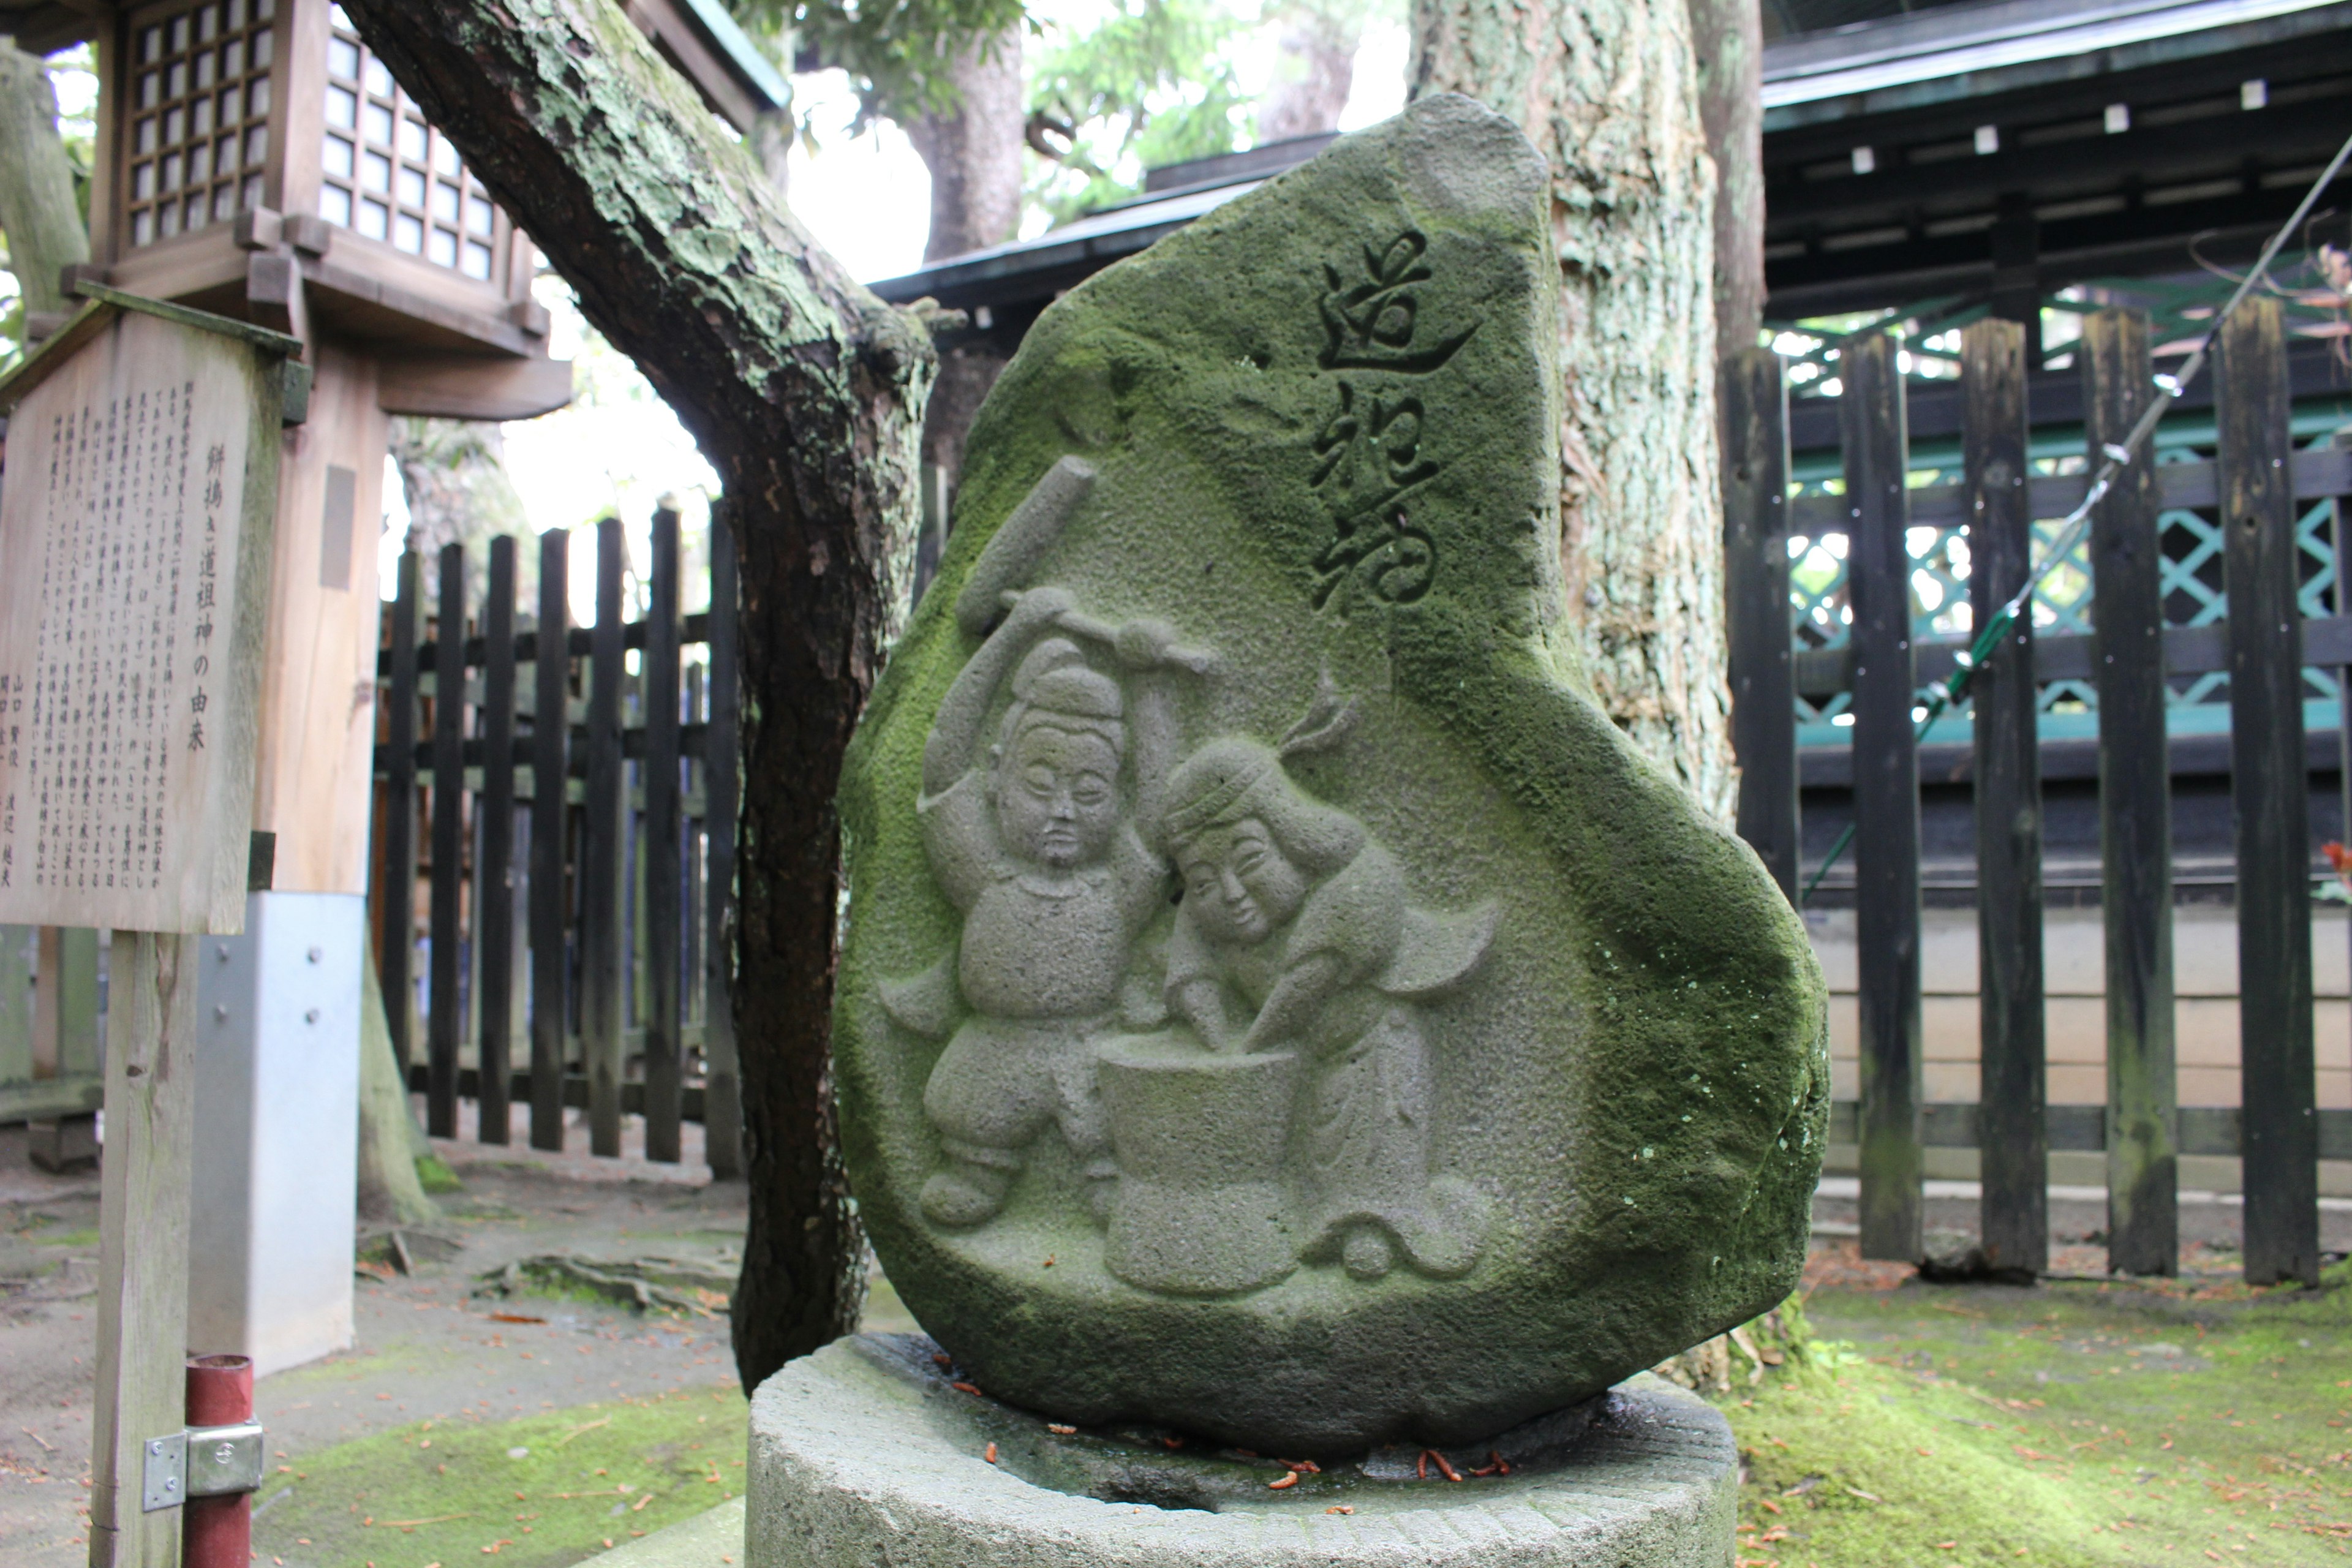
[342,0,932,1390]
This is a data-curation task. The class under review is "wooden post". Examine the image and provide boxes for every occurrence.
[2083,307,2177,1277]
[584,519,627,1156]
[703,505,743,1179]
[478,536,519,1144]
[426,543,466,1139]
[2220,296,2319,1286]
[529,529,570,1151]
[644,508,684,1163]
[88,932,202,1568]
[1841,331,1924,1262]
[381,552,421,1071]
[1963,317,2047,1278]
[1721,347,1798,900]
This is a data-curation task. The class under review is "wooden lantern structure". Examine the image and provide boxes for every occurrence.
[0,0,785,1400]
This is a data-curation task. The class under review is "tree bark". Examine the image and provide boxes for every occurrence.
[0,38,91,336]
[905,26,1025,483]
[343,0,933,1390]
[1687,0,1763,366]
[356,944,439,1227]
[389,416,535,601]
[1258,1,1360,144]
[1408,0,1735,821]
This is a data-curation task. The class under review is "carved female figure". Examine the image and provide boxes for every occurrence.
[1158,728,1493,1281]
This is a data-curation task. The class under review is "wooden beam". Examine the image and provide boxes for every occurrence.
[583,521,627,1156]
[2220,296,2319,1287]
[375,353,575,421]
[1964,316,2048,1281]
[2084,307,2178,1279]
[478,537,519,1145]
[1721,348,1798,901]
[88,933,201,1568]
[643,510,684,1163]
[1841,331,1923,1263]
[529,530,571,1152]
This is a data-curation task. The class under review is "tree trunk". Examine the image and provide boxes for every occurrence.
[1687,0,1763,366]
[356,944,439,1226]
[343,0,933,1391]
[1408,0,1735,821]
[388,415,535,603]
[905,26,1025,486]
[0,38,91,337]
[1258,1,1360,144]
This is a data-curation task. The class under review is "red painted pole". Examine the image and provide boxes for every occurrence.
[183,1354,252,1568]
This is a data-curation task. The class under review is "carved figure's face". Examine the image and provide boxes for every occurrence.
[1178,817,1308,944]
[997,724,1121,869]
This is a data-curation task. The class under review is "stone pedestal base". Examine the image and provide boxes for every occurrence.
[748,1335,1738,1567]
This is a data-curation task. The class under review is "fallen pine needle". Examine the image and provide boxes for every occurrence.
[366,1513,476,1530]
[488,1314,544,1325]
[21,1428,53,1452]
[553,1417,611,1449]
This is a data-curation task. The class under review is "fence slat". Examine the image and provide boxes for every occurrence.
[1841,331,1923,1262]
[478,535,519,1145]
[529,529,570,1152]
[643,508,684,1163]
[2084,307,2178,1277]
[1722,347,1798,901]
[382,551,420,1071]
[427,543,467,1139]
[703,505,743,1179]
[1963,317,2047,1278]
[584,519,627,1156]
[2221,296,2320,1286]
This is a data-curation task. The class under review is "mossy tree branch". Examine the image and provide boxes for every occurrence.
[342,0,935,1388]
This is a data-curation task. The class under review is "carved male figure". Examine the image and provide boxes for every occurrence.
[1159,724,1492,1281]
[900,587,1172,1227]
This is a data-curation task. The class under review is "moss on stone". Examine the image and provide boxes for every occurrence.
[834,94,1825,1452]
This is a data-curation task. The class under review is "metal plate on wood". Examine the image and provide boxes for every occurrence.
[140,1430,186,1512]
[186,1422,265,1496]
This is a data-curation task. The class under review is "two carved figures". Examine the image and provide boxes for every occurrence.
[883,460,1493,1297]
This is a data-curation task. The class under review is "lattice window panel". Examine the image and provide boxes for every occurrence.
[318,4,509,281]
[125,0,276,248]
[1787,433,2351,736]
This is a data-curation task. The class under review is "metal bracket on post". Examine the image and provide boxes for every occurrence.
[141,1422,265,1510]
[140,1431,186,1512]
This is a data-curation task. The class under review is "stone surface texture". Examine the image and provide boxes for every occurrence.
[834,94,1828,1453]
[749,1336,1738,1567]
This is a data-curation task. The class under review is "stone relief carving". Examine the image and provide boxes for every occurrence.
[883,459,1495,1297]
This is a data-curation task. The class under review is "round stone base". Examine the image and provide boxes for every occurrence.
[748,1334,1737,1567]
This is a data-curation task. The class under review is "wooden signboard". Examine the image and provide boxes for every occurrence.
[0,295,288,933]
[0,284,296,1568]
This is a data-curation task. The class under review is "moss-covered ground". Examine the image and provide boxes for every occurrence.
[1723,1247,2352,1566]
[227,1234,2352,1567]
[250,1384,747,1568]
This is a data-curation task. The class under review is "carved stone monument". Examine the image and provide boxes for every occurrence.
[754,92,1826,1565]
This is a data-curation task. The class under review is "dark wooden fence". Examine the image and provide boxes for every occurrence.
[1724,299,2344,1283]
[372,508,741,1174]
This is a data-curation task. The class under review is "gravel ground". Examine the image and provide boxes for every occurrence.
[0,1112,757,1568]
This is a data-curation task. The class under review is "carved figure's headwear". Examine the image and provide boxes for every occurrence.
[1161,737,1362,875]
[996,638,1126,760]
